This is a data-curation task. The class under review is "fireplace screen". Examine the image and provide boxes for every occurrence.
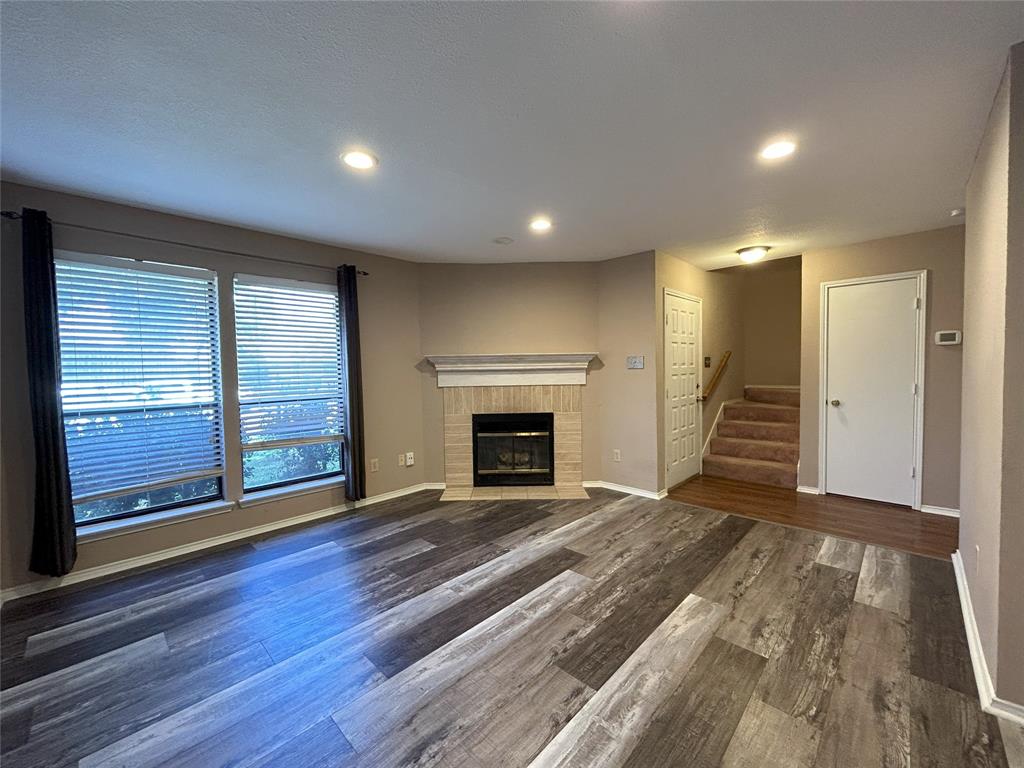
[472,412,554,486]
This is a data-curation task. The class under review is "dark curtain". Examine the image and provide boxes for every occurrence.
[337,265,366,501]
[22,208,77,576]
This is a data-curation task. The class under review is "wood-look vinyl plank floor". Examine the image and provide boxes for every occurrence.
[0,488,1010,768]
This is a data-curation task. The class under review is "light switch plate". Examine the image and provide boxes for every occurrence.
[369,458,380,473]
[398,453,406,467]
[626,355,645,369]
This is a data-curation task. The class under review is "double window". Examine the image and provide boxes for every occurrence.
[54,255,345,526]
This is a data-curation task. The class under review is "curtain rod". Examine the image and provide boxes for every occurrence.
[0,210,370,276]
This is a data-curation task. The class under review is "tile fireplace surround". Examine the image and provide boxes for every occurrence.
[427,355,595,502]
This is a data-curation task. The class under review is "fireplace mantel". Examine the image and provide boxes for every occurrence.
[426,353,597,387]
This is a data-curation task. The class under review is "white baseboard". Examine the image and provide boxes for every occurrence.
[921,504,960,518]
[582,481,666,500]
[797,485,822,495]
[0,481,445,605]
[702,401,728,458]
[952,550,1024,726]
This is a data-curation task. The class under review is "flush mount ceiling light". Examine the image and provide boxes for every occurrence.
[340,150,378,171]
[760,140,797,160]
[529,216,553,233]
[738,246,770,263]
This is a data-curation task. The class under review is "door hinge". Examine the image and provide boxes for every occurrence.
[911,466,916,478]
[913,382,918,395]
[914,297,921,309]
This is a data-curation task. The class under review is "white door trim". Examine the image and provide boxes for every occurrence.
[663,288,703,488]
[818,270,927,509]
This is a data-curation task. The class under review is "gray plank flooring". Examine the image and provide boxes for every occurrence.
[0,489,1012,768]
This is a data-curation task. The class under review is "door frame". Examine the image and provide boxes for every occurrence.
[818,269,927,509]
[663,288,703,489]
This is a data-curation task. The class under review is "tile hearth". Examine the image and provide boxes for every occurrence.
[440,485,590,501]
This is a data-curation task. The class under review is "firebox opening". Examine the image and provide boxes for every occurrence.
[472,412,555,487]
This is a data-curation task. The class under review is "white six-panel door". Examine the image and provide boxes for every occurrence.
[665,291,701,489]
[822,272,925,507]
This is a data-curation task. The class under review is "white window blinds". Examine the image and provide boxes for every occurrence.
[55,254,225,508]
[233,276,344,489]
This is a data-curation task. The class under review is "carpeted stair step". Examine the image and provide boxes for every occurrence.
[717,419,799,443]
[709,436,799,464]
[723,401,799,424]
[744,386,800,408]
[702,454,797,489]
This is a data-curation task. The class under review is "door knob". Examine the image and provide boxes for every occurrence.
[830,399,841,407]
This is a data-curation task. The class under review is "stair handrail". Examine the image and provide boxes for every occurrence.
[698,350,731,402]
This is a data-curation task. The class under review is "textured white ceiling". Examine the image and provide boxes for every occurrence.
[2,2,1022,267]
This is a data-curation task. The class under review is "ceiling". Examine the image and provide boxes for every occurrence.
[2,2,1022,268]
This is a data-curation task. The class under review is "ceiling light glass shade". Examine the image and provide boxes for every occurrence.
[529,216,553,232]
[738,246,769,263]
[760,141,796,160]
[341,151,378,170]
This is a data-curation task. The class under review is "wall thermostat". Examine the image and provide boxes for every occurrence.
[626,355,645,369]
[935,330,962,346]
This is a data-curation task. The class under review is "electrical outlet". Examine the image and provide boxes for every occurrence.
[405,451,415,467]
[398,453,406,467]
[369,458,379,473]
[613,449,621,462]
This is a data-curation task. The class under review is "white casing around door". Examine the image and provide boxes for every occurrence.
[823,275,923,506]
[665,291,701,489]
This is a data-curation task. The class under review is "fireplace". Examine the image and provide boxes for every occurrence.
[472,412,554,486]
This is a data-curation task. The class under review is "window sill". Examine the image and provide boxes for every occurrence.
[238,475,346,509]
[76,499,236,543]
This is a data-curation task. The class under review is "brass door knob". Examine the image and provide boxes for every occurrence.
[830,399,841,407]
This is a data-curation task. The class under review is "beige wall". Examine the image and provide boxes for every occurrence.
[798,226,965,509]
[734,257,802,386]
[596,252,658,492]
[656,251,746,489]
[1,182,426,590]
[961,43,1024,705]
[416,262,602,484]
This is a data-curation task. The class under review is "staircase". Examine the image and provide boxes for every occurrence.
[702,386,799,489]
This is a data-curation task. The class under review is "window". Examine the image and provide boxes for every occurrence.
[233,276,344,491]
[55,253,225,525]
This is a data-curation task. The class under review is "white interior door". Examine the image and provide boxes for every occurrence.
[823,274,923,506]
[665,292,701,489]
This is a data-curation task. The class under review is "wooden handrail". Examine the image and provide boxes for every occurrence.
[698,350,731,402]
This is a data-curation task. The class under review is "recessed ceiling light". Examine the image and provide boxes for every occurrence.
[493,236,514,245]
[950,208,965,217]
[760,140,797,160]
[341,150,378,170]
[529,216,553,233]
[738,246,770,263]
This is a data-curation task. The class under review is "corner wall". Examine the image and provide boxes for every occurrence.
[960,42,1024,706]
[415,252,661,494]
[0,182,426,590]
[797,226,965,509]
[596,252,658,492]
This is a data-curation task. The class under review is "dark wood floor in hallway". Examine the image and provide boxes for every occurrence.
[669,475,960,559]
[1,489,1016,767]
